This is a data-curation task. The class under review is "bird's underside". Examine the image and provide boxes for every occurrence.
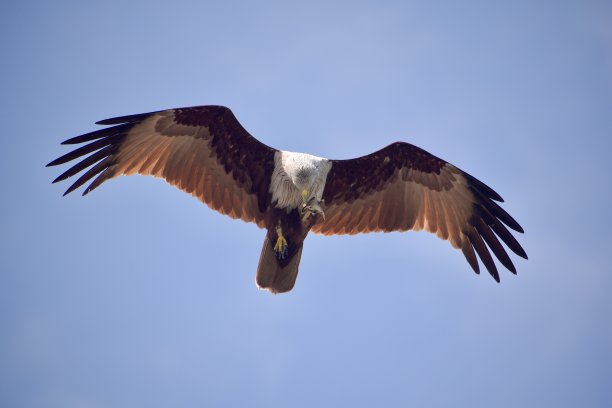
[48,105,527,293]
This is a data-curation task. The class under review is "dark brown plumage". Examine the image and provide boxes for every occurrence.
[315,142,527,282]
[48,105,527,292]
[49,106,275,224]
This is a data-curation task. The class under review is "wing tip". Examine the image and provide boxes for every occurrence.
[95,119,115,125]
[463,172,504,202]
[506,262,517,275]
[95,110,159,126]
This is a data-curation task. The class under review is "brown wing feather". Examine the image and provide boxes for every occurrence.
[48,105,276,227]
[312,142,527,281]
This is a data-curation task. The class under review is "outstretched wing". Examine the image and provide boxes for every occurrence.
[48,105,276,227]
[312,142,527,281]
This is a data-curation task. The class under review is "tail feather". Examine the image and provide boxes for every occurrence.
[256,235,303,294]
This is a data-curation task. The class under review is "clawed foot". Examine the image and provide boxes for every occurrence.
[301,198,325,222]
[274,226,288,259]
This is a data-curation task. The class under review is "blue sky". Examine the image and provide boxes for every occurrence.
[1,0,611,406]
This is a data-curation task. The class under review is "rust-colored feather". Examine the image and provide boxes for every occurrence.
[48,105,276,227]
[313,142,526,281]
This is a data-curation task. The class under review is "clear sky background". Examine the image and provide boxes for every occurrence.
[1,0,611,407]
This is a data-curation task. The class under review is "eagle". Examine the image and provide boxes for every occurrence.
[48,105,527,293]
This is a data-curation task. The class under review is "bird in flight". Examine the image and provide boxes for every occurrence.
[48,105,527,293]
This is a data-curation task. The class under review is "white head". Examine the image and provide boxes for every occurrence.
[271,150,332,209]
[291,167,316,190]
[281,152,322,198]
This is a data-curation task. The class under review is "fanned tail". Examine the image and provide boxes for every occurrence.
[256,235,303,294]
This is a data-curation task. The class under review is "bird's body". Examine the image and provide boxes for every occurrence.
[48,105,527,293]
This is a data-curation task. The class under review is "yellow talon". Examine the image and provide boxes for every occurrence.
[301,189,309,202]
[274,225,288,259]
